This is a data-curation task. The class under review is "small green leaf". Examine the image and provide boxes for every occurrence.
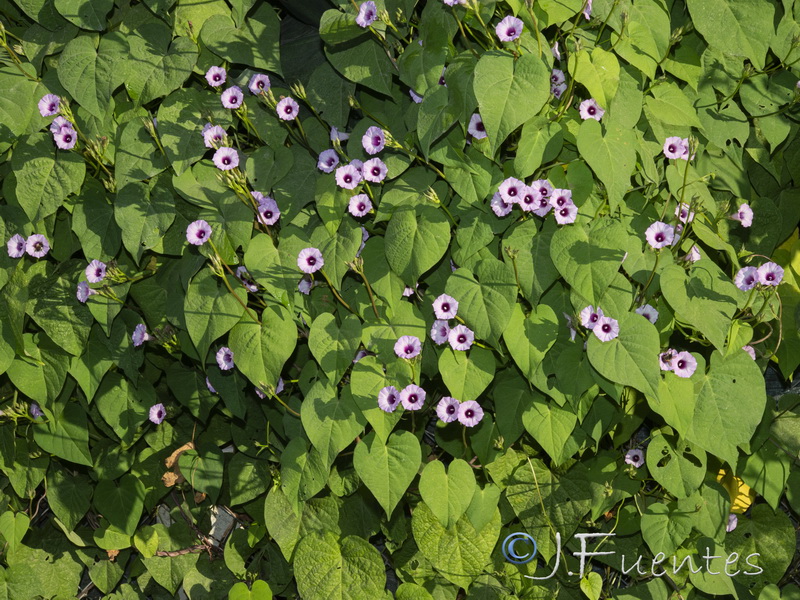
[419,459,476,529]
[385,206,451,285]
[438,347,495,402]
[309,313,362,385]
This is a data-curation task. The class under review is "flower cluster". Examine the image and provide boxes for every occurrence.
[735,262,784,290]
[659,349,698,378]
[436,397,483,427]
[253,191,281,227]
[6,233,50,259]
[492,177,578,224]
[39,95,77,150]
[428,295,476,351]
[579,305,619,342]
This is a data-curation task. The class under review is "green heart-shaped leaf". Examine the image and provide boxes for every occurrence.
[438,347,495,402]
[200,5,281,73]
[93,474,145,536]
[419,459,476,528]
[503,303,559,382]
[301,380,366,467]
[309,313,362,384]
[353,431,421,517]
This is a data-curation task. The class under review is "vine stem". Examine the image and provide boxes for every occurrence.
[318,269,357,315]
[208,239,261,325]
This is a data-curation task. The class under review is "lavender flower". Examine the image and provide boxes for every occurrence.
[518,186,540,213]
[350,159,364,174]
[257,197,280,226]
[490,192,513,217]
[76,281,97,303]
[552,42,561,61]
[663,137,687,160]
[54,127,77,150]
[731,203,753,228]
[363,157,388,183]
[757,262,783,286]
[348,194,372,217]
[583,0,593,19]
[449,324,474,351]
[213,146,239,170]
[552,82,567,99]
[430,320,450,345]
[685,245,701,263]
[149,403,166,424]
[551,69,565,86]
[38,94,60,117]
[659,349,676,371]
[353,350,369,363]
[297,247,324,273]
[25,234,50,258]
[203,124,226,149]
[409,89,423,103]
[221,86,243,109]
[531,194,552,217]
[496,15,523,41]
[675,202,695,223]
[132,324,150,347]
[236,266,259,293]
[276,97,300,120]
[358,226,369,257]
[362,126,385,155]
[457,400,483,427]
[531,179,553,198]
[335,164,363,189]
[564,312,577,341]
[402,285,418,298]
[437,397,460,423]
[554,202,578,224]
[468,113,487,139]
[579,99,604,121]
[443,0,466,4]
[400,384,426,410]
[734,266,758,291]
[498,177,524,203]
[645,221,674,249]
[433,294,458,319]
[624,449,644,468]
[394,335,422,359]
[635,304,658,324]
[30,403,44,419]
[7,234,25,258]
[726,514,738,532]
[248,73,270,94]
[50,116,72,134]
[276,378,285,394]
[593,316,619,342]
[356,1,378,27]
[330,126,350,142]
[378,386,400,412]
[580,305,604,329]
[318,149,340,173]
[216,347,234,370]
[85,260,106,283]
[549,188,572,209]
[672,351,697,378]
[298,275,312,294]
[186,220,212,245]
[205,66,226,87]
[742,345,756,360]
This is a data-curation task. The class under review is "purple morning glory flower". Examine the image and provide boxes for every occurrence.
[443,0,466,5]
[186,220,212,245]
[213,146,239,171]
[593,316,619,342]
[39,94,60,117]
[348,194,372,218]
[216,347,235,370]
[675,202,695,223]
[30,403,44,419]
[50,116,72,135]
[635,304,658,324]
[624,449,644,468]
[430,320,450,345]
[734,266,758,291]
[297,247,324,273]
[85,260,106,283]
[206,376,217,394]
[358,226,368,257]
[409,89,423,103]
[335,164,363,189]
[645,221,675,249]
[583,0,593,19]
[248,73,270,95]
[350,159,364,174]
[659,349,676,371]
[531,180,553,198]
[26,234,50,258]
[236,266,259,293]
[532,194,552,217]
[449,324,474,351]
[54,127,77,150]
[205,66,226,87]
[457,400,483,427]
[468,113,487,139]
[330,126,350,142]
[356,1,378,27]
[731,203,753,228]
[757,262,783,286]
[679,137,691,160]
[439,67,448,88]
[518,186,540,213]
[221,86,244,109]
[298,275,313,294]
[580,305,604,329]
[726,514,738,532]
[353,350,369,363]
[551,69,565,86]
[318,149,340,173]
[685,245,701,263]
[433,294,458,320]
[742,345,756,360]
[76,281,97,303]
[496,15,523,41]
[378,385,400,413]
[437,397,460,423]
[276,378,284,394]
[132,324,150,347]
[257,197,280,226]
[7,234,25,258]
[549,189,572,209]
[552,82,567,99]
[363,158,388,183]
[277,97,300,120]
[663,137,687,160]
[579,98,604,121]
[552,42,561,61]
[499,177,524,203]
[402,285,417,298]
[672,351,697,378]
[362,126,385,155]
[203,124,226,149]
[255,386,267,399]
[400,384,426,410]
[490,192,513,217]
[149,403,166,424]
[394,335,422,359]
[554,202,578,224]
[564,312,577,341]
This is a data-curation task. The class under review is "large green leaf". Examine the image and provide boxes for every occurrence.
[94,373,153,446]
[438,346,495,402]
[6,333,70,404]
[184,268,245,361]
[280,438,329,513]
[46,467,91,530]
[308,313,362,385]
[418,459,476,529]
[294,532,386,600]
[503,303,559,383]
[93,474,145,536]
[576,119,636,212]
[324,37,394,96]
[417,85,458,157]
[0,66,46,138]
[114,118,169,191]
[115,180,176,264]
[473,51,551,153]
[521,392,579,466]
[645,433,706,499]
[502,219,560,304]
[200,4,281,73]
[569,47,620,107]
[640,502,693,556]
[353,431,421,518]
[53,0,113,31]
[301,380,366,467]
[384,205,451,284]
[71,178,121,261]
[33,401,93,466]
[178,443,225,503]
